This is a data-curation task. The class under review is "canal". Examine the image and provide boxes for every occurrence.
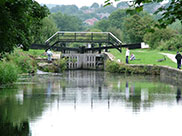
[0,70,181,136]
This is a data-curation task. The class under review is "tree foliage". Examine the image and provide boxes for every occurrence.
[104,0,182,27]
[91,3,100,9]
[33,17,59,44]
[0,0,49,55]
[143,27,176,48]
[50,12,84,31]
[108,9,128,29]
[50,5,80,14]
[94,19,110,32]
[123,13,155,43]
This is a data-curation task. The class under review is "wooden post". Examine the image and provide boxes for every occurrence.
[91,43,94,53]
[91,33,93,42]
[74,33,76,41]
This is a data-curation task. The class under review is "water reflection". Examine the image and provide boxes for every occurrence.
[0,70,181,136]
[176,87,181,103]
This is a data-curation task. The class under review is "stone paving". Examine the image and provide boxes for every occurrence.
[160,53,176,63]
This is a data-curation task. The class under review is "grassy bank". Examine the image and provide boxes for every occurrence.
[110,49,176,68]
[0,49,37,85]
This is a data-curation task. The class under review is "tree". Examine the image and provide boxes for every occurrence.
[108,9,127,30]
[0,0,49,55]
[50,5,79,15]
[104,0,182,27]
[91,3,100,9]
[107,27,123,41]
[116,2,129,9]
[97,5,116,13]
[94,19,110,32]
[123,13,155,43]
[144,27,176,49]
[33,17,59,44]
[50,12,83,31]
[80,6,89,11]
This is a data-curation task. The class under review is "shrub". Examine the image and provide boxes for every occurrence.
[144,27,176,49]
[0,61,19,84]
[12,55,36,73]
[5,50,37,74]
[105,60,120,72]
[158,35,182,51]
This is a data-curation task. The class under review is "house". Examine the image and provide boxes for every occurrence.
[84,18,99,25]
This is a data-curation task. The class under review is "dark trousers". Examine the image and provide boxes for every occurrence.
[177,60,181,69]
[126,56,129,64]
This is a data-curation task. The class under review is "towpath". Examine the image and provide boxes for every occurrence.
[160,53,176,63]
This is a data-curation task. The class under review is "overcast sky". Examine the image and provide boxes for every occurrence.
[35,0,128,7]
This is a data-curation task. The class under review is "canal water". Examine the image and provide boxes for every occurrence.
[0,70,182,136]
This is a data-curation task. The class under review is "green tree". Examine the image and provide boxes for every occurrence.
[50,5,79,15]
[108,9,127,30]
[0,0,49,55]
[123,13,155,43]
[91,3,100,9]
[169,20,182,34]
[159,35,182,51]
[116,2,129,9]
[144,27,176,49]
[97,5,116,13]
[33,17,59,44]
[51,12,83,31]
[104,0,182,27]
[80,6,89,11]
[94,19,110,32]
[107,27,123,41]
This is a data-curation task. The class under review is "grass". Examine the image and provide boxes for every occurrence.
[0,49,39,85]
[0,61,19,84]
[23,49,46,58]
[109,48,177,68]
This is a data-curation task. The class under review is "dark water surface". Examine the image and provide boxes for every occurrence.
[0,70,182,136]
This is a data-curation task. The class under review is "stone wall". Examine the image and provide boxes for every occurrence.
[159,66,182,85]
[128,64,182,85]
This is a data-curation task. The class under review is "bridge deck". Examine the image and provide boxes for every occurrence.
[31,31,142,53]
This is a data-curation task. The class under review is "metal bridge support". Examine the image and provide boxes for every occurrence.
[60,43,66,53]
[91,43,94,53]
[99,43,102,54]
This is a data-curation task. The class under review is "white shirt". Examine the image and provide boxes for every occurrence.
[125,49,130,57]
[47,50,53,56]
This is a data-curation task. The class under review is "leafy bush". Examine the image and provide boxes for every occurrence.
[105,60,120,72]
[0,61,18,84]
[55,58,67,72]
[158,35,182,51]
[5,50,37,74]
[39,58,67,73]
[144,28,176,49]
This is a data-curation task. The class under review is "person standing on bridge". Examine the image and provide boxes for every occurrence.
[46,49,53,62]
[125,48,130,64]
[175,51,182,69]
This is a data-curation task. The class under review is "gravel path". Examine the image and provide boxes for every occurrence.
[160,53,176,63]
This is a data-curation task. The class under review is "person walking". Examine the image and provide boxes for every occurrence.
[175,51,182,69]
[125,48,130,64]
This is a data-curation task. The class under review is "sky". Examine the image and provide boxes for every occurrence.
[35,0,128,8]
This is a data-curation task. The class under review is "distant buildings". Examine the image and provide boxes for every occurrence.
[84,18,99,25]
[96,13,110,19]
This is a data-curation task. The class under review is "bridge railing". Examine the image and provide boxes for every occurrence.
[45,31,122,46]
